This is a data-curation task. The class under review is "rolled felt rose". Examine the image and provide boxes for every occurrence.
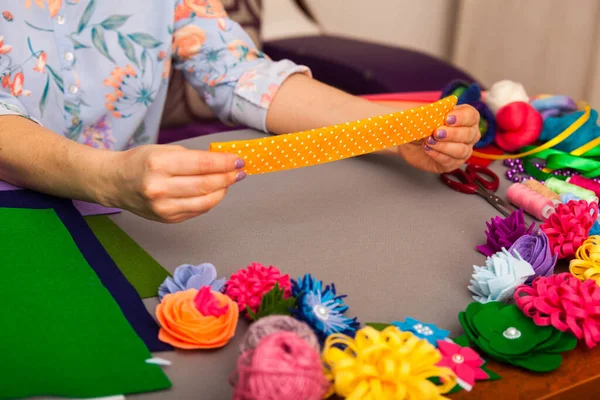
[476,209,536,257]
[509,230,557,283]
[156,287,238,349]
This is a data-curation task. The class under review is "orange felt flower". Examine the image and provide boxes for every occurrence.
[184,0,227,18]
[172,25,206,60]
[156,288,238,349]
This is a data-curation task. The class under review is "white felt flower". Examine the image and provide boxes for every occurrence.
[468,248,535,304]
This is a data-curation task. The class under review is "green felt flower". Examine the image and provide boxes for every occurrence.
[458,302,576,372]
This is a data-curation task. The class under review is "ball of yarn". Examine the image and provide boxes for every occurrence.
[240,315,320,354]
[494,102,543,152]
[484,80,529,114]
[230,331,329,400]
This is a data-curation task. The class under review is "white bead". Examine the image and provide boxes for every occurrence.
[503,327,521,339]
[313,304,329,321]
[451,354,464,364]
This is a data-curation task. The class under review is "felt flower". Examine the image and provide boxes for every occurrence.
[224,263,292,316]
[476,209,535,257]
[156,287,238,349]
[458,301,576,372]
[571,235,600,285]
[291,273,359,343]
[158,263,225,301]
[436,340,488,391]
[541,200,598,259]
[322,326,456,399]
[468,248,535,303]
[508,230,557,283]
[392,317,450,346]
[515,273,600,348]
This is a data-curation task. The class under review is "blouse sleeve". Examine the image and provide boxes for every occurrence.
[0,91,36,122]
[171,1,311,132]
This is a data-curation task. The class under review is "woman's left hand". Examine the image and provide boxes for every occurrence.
[393,104,481,173]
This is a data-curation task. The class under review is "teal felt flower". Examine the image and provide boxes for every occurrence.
[392,317,450,346]
[458,302,576,372]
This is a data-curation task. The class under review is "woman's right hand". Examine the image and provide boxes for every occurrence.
[107,144,245,223]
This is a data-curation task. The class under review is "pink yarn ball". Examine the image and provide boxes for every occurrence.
[230,331,329,400]
[494,102,543,152]
[225,263,292,316]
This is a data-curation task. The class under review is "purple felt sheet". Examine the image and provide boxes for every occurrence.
[0,180,120,216]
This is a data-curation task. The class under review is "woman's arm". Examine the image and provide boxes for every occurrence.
[0,115,245,222]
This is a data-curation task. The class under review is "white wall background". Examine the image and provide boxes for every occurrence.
[261,0,600,108]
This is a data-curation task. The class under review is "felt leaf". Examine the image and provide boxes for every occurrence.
[365,322,391,332]
[100,14,131,30]
[535,330,577,354]
[246,283,296,321]
[128,32,162,48]
[77,0,95,33]
[91,27,115,63]
[510,352,563,372]
[481,363,501,381]
[453,334,471,348]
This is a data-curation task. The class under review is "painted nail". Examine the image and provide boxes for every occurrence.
[235,171,246,182]
[235,159,245,169]
[424,145,432,152]
[446,115,457,125]
[427,136,437,145]
[436,129,447,139]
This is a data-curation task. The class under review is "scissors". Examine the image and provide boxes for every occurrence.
[440,164,515,217]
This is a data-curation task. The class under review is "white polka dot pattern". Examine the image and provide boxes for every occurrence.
[210,96,457,175]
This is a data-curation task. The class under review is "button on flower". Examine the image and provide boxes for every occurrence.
[468,248,535,303]
[392,317,450,346]
[458,301,576,372]
[158,263,225,301]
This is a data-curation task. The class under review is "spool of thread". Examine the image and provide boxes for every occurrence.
[545,177,599,203]
[484,80,529,115]
[239,315,320,354]
[568,176,600,199]
[522,179,561,202]
[507,183,557,221]
[230,331,329,400]
[561,193,582,204]
[494,102,543,152]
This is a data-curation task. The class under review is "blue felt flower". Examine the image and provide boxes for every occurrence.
[158,263,226,301]
[590,221,600,236]
[291,274,359,343]
[392,317,450,346]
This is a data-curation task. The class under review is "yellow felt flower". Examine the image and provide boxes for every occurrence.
[322,326,456,400]
[570,235,600,284]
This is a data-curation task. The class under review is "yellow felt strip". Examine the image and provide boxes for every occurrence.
[210,96,458,175]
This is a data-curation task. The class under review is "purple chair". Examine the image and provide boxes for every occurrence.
[158,1,478,144]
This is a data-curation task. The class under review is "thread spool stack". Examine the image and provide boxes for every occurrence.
[545,177,599,203]
[507,183,558,221]
[523,179,561,202]
[567,176,600,199]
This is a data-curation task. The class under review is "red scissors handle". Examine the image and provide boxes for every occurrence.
[465,164,499,191]
[440,169,478,194]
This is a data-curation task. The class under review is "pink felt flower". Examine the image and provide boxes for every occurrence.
[224,263,292,316]
[541,200,598,259]
[436,340,488,391]
[515,273,600,348]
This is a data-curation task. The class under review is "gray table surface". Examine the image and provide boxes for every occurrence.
[111,129,517,400]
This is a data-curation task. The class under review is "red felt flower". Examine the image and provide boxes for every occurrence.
[224,263,292,316]
[540,200,598,259]
[436,340,488,390]
[515,273,600,348]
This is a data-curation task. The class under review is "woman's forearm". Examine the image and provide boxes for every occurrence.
[0,116,118,204]
[266,74,396,134]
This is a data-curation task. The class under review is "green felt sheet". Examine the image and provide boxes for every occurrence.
[0,208,171,399]
[85,215,170,298]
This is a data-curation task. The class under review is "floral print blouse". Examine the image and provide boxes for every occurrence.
[0,0,309,150]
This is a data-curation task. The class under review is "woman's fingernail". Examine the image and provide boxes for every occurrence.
[235,159,245,169]
[424,145,432,152]
[427,136,437,145]
[235,171,246,182]
[446,115,457,125]
[436,129,447,139]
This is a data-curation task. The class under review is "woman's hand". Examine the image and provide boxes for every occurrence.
[393,104,481,173]
[108,145,245,223]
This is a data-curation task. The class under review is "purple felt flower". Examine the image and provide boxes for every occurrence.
[476,209,535,257]
[158,263,226,301]
[509,230,557,283]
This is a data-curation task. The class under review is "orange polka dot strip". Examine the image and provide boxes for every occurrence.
[209,96,457,175]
